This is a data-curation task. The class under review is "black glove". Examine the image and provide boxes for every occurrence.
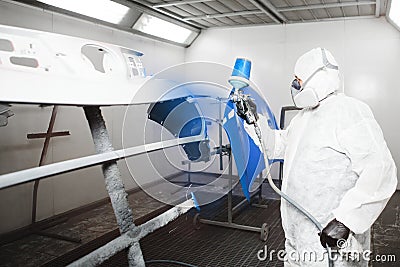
[235,96,259,124]
[319,219,350,248]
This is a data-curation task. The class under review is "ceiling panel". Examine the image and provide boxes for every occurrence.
[257,14,276,23]
[311,8,331,19]
[359,4,376,15]
[342,6,360,17]
[242,14,264,24]
[190,2,219,14]
[175,4,204,16]
[162,5,193,17]
[241,0,262,10]
[326,7,342,17]
[203,1,232,13]
[18,0,386,31]
[213,16,237,26]
[196,19,218,27]
[215,0,249,12]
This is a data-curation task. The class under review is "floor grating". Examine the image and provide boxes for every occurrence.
[100,195,285,267]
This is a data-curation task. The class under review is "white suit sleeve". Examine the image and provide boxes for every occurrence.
[258,113,289,160]
[332,106,397,234]
[269,129,288,160]
[261,114,296,160]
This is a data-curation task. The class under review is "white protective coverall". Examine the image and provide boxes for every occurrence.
[263,48,398,266]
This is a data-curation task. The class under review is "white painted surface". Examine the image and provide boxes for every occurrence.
[185,17,400,189]
[0,1,185,233]
[0,24,197,106]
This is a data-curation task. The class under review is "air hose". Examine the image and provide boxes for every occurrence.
[146,259,198,267]
[252,122,334,267]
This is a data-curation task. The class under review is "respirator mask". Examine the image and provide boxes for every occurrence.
[291,48,338,109]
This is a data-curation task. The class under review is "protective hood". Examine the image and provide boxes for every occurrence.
[293,48,340,108]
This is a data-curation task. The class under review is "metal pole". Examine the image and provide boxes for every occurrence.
[218,98,223,170]
[83,106,145,267]
[259,0,288,22]
[198,219,261,232]
[183,10,264,21]
[258,173,262,203]
[0,135,203,190]
[188,162,191,184]
[153,0,213,8]
[69,199,194,267]
[227,150,233,224]
[128,243,145,267]
[248,0,281,24]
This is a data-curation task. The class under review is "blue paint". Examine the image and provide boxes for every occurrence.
[147,97,209,161]
[191,192,200,211]
[223,90,267,201]
[223,58,279,200]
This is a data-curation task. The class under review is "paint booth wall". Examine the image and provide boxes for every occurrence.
[0,1,186,233]
[185,17,400,189]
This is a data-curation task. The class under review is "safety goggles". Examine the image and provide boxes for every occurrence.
[291,76,302,91]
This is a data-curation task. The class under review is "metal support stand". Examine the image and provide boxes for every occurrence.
[83,106,145,267]
[193,100,270,241]
[218,97,224,171]
[193,149,269,241]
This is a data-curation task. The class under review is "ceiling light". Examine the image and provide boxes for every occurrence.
[37,0,129,24]
[387,0,400,30]
[133,14,198,45]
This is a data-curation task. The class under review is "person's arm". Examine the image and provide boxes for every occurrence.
[332,105,397,234]
[235,96,291,160]
[270,129,289,160]
[257,114,291,160]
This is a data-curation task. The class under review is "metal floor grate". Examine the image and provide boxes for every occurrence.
[100,196,285,267]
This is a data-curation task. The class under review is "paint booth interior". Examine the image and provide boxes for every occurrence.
[0,0,400,266]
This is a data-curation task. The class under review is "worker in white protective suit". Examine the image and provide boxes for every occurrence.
[239,47,397,266]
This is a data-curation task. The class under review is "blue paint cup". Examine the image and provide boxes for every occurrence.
[231,58,251,80]
[229,58,251,90]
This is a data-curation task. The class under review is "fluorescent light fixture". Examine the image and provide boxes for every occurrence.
[133,14,198,45]
[37,0,129,24]
[388,0,400,30]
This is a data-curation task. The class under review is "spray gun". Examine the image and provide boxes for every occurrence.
[231,91,259,125]
[228,58,263,143]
